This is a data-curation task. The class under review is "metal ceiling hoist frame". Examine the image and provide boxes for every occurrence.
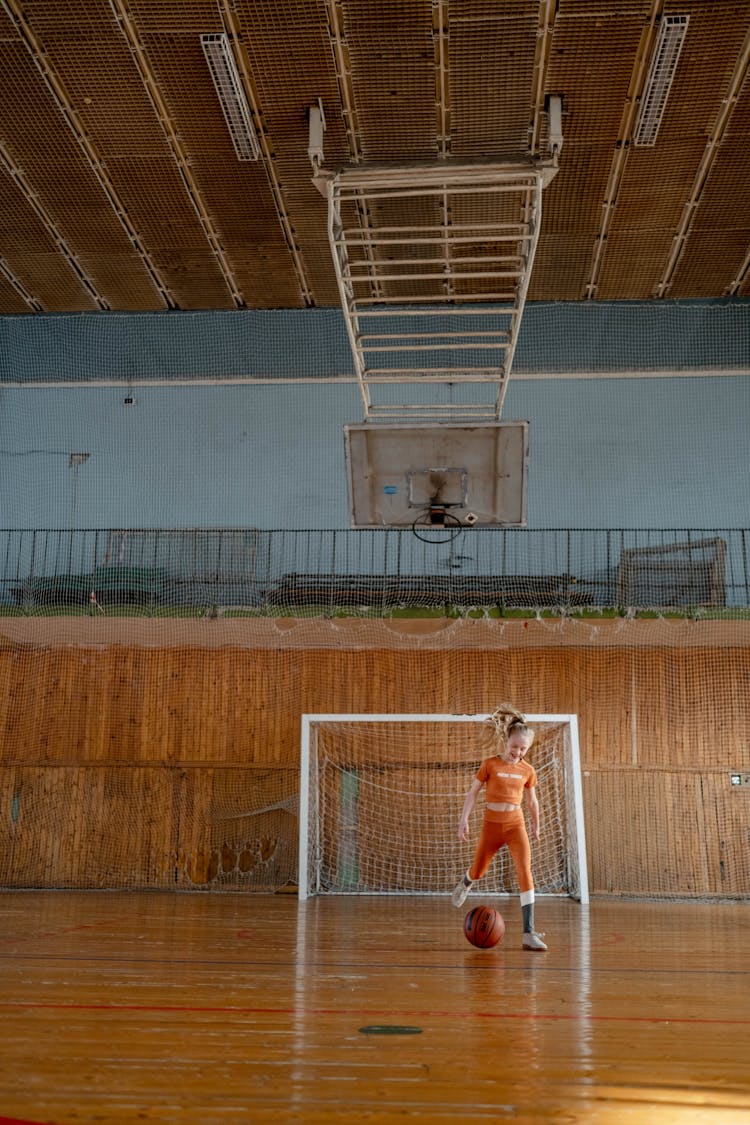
[310,100,562,424]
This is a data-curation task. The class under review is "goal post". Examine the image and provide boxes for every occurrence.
[299,713,588,904]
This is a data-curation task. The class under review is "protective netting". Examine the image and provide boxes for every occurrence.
[0,300,748,900]
[0,303,748,381]
[301,717,586,900]
[0,616,748,899]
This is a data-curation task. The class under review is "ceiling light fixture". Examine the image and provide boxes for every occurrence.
[200,33,260,161]
[634,14,689,146]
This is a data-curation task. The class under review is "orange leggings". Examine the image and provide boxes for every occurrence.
[468,811,534,893]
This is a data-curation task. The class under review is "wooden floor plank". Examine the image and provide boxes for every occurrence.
[0,893,748,1123]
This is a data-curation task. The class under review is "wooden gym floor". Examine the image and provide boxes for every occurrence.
[0,892,748,1123]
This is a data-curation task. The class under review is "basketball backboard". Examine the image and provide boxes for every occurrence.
[344,422,528,529]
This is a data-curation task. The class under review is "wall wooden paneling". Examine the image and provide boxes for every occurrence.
[1,641,748,896]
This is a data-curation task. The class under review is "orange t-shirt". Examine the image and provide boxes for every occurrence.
[476,756,537,805]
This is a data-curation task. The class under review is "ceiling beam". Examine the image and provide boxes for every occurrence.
[0,253,44,312]
[111,0,247,308]
[1,0,173,310]
[433,0,450,158]
[0,143,101,309]
[655,21,750,297]
[529,0,558,158]
[219,1,315,307]
[323,0,383,304]
[325,0,362,163]
[584,0,664,300]
[726,243,750,296]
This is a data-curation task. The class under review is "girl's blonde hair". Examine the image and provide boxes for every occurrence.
[486,703,535,745]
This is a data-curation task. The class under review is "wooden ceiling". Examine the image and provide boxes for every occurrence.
[0,0,748,315]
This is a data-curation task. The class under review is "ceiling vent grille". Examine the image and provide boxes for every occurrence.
[201,33,260,161]
[634,15,689,146]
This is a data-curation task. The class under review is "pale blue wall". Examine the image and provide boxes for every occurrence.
[0,303,748,531]
[1,377,748,531]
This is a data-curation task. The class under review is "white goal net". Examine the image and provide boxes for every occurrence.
[299,713,588,903]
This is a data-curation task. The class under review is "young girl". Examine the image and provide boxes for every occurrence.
[452,704,547,951]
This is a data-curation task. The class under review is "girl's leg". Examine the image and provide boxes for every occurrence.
[451,820,506,907]
[506,819,547,951]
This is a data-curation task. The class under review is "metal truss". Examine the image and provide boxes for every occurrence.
[323,159,555,422]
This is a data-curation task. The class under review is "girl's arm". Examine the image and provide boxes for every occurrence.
[526,786,540,840]
[457,779,483,840]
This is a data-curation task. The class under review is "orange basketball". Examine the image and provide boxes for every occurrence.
[463,905,505,949]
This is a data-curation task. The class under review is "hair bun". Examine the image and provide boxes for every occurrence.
[486,703,532,741]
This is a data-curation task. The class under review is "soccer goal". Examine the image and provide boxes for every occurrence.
[299,713,588,903]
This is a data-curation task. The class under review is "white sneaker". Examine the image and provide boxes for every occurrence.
[522,931,547,951]
[451,878,471,907]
